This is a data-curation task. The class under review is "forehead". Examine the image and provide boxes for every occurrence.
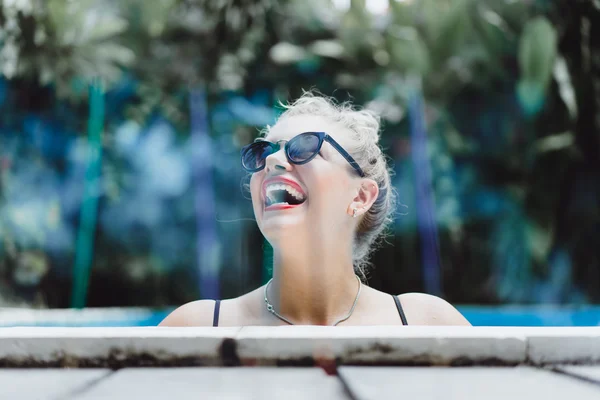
[264,115,350,144]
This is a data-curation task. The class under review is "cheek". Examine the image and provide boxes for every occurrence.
[308,166,353,203]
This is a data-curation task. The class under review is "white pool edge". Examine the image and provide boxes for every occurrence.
[1,326,599,367]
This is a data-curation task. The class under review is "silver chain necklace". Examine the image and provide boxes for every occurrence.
[263,275,362,326]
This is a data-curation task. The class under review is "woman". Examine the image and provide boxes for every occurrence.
[160,92,470,327]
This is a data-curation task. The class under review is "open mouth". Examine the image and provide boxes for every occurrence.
[264,182,307,208]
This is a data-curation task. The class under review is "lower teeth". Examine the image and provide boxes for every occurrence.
[267,202,291,207]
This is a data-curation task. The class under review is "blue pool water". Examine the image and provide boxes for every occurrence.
[458,306,600,327]
[1,306,599,327]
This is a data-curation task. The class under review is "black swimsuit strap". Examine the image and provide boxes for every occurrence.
[212,300,221,327]
[393,295,408,325]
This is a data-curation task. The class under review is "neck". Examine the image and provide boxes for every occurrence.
[266,237,360,325]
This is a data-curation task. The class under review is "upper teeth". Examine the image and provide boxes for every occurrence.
[266,183,306,201]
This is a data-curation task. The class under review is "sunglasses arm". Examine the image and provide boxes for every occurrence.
[324,137,366,177]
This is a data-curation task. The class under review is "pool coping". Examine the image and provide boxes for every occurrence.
[1,327,599,368]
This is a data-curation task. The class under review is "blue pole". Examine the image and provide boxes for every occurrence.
[408,85,442,296]
[190,88,220,300]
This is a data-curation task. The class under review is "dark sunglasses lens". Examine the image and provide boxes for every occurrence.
[288,134,320,163]
[242,142,273,171]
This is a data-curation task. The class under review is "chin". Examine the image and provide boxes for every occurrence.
[257,203,308,239]
[260,226,305,247]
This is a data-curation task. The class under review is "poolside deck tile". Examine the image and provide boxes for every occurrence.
[69,367,349,400]
[0,369,110,400]
[525,327,600,364]
[0,327,240,366]
[555,366,600,384]
[338,366,600,400]
[236,326,526,365]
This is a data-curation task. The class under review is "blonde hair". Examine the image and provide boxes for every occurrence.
[267,91,397,280]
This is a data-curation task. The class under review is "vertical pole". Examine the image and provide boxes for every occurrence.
[71,79,104,308]
[190,87,220,300]
[408,83,442,296]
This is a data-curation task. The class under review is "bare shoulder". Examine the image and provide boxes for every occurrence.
[398,292,471,326]
[158,288,262,327]
[158,299,217,327]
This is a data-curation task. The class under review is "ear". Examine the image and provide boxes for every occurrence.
[347,179,379,218]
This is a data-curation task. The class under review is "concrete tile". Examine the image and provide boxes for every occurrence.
[555,366,600,384]
[71,367,349,400]
[0,327,240,367]
[525,327,600,364]
[235,326,527,365]
[0,369,110,400]
[339,366,600,400]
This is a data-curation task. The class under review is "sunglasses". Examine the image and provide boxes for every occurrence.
[241,131,365,177]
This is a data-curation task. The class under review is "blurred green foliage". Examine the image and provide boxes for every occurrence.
[0,0,599,307]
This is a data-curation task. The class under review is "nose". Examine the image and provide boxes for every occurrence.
[265,141,291,173]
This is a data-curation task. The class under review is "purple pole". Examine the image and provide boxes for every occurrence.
[190,88,220,300]
[409,88,442,296]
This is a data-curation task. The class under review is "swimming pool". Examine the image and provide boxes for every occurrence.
[0,306,599,327]
[458,306,600,326]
